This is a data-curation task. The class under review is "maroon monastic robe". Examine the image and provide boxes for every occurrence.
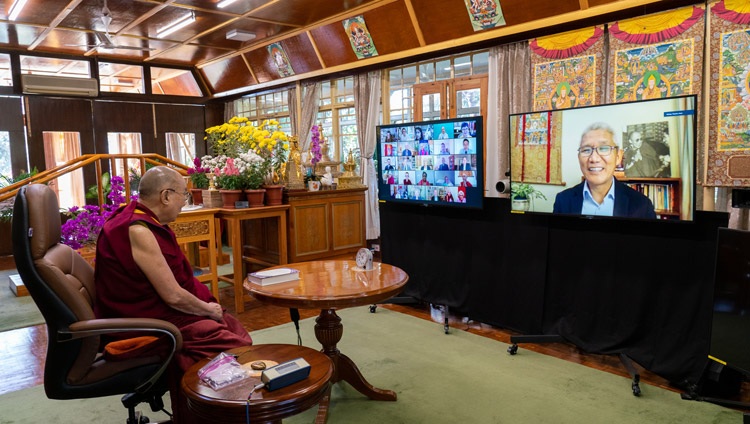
[95,201,253,423]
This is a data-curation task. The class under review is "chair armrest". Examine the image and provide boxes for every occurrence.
[65,318,183,395]
[67,318,183,351]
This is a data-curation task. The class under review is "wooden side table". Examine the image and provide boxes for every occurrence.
[215,205,289,313]
[181,344,333,424]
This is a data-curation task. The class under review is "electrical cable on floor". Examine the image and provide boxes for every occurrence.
[246,382,265,424]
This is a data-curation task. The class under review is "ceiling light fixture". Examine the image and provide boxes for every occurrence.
[226,29,256,42]
[217,0,239,8]
[8,0,29,21]
[156,11,195,39]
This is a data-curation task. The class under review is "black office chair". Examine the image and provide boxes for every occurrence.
[11,184,183,424]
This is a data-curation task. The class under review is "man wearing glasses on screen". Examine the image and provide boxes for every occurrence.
[553,123,656,219]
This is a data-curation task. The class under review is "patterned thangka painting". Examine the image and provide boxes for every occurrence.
[717,29,750,151]
[509,112,563,185]
[612,39,695,102]
[708,1,750,186]
[531,26,604,112]
[608,5,705,182]
[608,5,704,104]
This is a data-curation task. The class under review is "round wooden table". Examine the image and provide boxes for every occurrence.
[244,260,409,403]
[181,344,333,424]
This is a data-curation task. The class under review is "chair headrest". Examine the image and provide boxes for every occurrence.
[23,184,62,260]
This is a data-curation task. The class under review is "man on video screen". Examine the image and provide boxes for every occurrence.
[553,123,656,219]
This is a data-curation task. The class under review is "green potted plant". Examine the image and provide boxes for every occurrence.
[511,183,547,212]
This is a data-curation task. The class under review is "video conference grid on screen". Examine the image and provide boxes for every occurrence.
[378,119,481,207]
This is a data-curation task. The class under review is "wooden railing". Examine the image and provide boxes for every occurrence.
[0,154,190,205]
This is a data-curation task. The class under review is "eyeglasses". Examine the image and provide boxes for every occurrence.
[578,145,617,157]
[162,188,190,205]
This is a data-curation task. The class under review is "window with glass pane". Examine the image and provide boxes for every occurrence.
[388,67,415,124]
[231,89,289,129]
[0,54,11,86]
[385,50,489,123]
[151,67,202,97]
[0,132,11,181]
[165,133,196,166]
[107,133,143,178]
[42,132,84,209]
[99,62,144,93]
[339,107,359,167]
[20,56,91,78]
[456,88,481,117]
[454,55,472,77]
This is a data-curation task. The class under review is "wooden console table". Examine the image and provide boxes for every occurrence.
[215,205,289,313]
[285,187,367,263]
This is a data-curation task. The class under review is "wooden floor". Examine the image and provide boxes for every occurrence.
[2,278,749,414]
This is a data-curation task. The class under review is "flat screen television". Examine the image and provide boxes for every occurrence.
[508,95,696,221]
[376,117,484,209]
[710,227,750,375]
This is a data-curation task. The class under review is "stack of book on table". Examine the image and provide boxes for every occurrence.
[247,268,300,285]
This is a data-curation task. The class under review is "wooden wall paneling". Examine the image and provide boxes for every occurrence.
[0,97,26,176]
[244,48,278,84]
[281,34,324,75]
[154,104,207,159]
[199,55,257,94]
[92,100,155,156]
[24,96,96,199]
[310,1,420,67]
[411,0,583,45]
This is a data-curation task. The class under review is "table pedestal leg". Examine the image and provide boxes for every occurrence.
[314,309,397,401]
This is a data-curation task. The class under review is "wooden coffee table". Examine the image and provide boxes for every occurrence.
[181,344,333,424]
[244,260,409,402]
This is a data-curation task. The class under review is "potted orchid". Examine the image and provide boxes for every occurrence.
[306,125,323,191]
[61,175,128,250]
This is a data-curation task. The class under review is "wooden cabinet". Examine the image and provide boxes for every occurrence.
[285,188,367,263]
[620,177,682,219]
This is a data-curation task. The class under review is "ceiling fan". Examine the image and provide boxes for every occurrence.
[71,0,155,52]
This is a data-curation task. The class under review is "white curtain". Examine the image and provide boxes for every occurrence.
[354,70,382,239]
[486,42,532,197]
[299,81,321,152]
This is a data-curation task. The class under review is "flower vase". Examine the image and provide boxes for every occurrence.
[307,180,321,191]
[245,188,266,208]
[190,188,204,205]
[219,189,243,209]
[263,184,284,206]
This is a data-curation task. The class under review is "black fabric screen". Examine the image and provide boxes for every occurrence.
[380,197,728,386]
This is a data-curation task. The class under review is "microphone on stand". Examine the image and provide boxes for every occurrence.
[290,308,301,345]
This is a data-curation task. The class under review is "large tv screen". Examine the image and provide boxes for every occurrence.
[376,117,484,209]
[509,95,696,221]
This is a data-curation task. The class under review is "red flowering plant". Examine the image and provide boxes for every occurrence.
[61,175,130,250]
[187,156,210,189]
[212,156,245,190]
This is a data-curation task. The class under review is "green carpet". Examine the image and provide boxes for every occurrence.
[0,307,741,423]
[0,269,44,332]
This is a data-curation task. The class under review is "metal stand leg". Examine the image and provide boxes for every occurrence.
[619,353,641,396]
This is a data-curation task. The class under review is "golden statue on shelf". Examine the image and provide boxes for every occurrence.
[286,135,306,190]
[338,149,365,189]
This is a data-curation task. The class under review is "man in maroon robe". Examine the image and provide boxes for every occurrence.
[94,166,252,422]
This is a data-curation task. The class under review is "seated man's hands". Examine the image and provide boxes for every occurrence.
[207,302,224,322]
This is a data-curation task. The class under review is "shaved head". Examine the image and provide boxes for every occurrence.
[139,166,182,200]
